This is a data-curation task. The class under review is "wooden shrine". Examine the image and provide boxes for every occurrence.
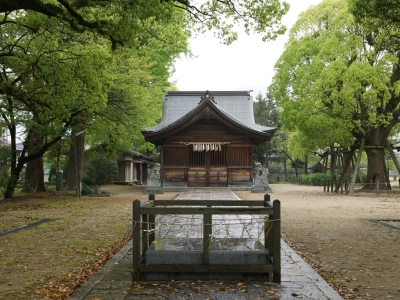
[142,91,276,189]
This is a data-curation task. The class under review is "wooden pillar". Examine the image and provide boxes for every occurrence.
[334,148,354,193]
[140,163,143,184]
[149,194,155,245]
[383,159,391,189]
[350,139,365,195]
[131,160,134,182]
[272,200,281,283]
[330,145,336,181]
[203,204,212,265]
[132,200,141,281]
[264,194,272,252]
[265,141,269,168]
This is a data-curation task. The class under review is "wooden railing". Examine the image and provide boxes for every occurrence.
[132,194,281,283]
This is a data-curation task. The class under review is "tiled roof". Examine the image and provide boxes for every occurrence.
[143,91,275,134]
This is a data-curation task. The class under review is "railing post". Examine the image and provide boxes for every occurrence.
[272,200,281,283]
[203,204,212,265]
[132,199,141,281]
[141,213,148,256]
[264,194,272,254]
[148,194,155,245]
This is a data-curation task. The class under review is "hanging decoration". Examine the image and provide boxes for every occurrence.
[174,141,233,152]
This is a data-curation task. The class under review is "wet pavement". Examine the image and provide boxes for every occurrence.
[68,188,342,300]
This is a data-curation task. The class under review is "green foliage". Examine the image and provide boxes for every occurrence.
[349,0,400,50]
[356,171,368,183]
[0,0,290,46]
[84,157,119,186]
[298,174,309,185]
[268,161,285,173]
[309,173,331,186]
[296,172,331,186]
[0,0,292,198]
[269,0,400,184]
[48,168,57,182]
[253,92,281,165]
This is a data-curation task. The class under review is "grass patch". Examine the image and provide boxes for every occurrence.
[0,193,134,300]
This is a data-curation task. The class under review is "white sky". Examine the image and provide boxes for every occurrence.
[171,0,322,98]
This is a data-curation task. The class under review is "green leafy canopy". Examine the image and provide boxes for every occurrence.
[269,0,400,152]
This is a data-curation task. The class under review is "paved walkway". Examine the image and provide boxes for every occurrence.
[68,188,342,300]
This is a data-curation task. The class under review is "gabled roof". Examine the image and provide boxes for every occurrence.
[308,161,327,169]
[119,149,154,164]
[142,91,276,145]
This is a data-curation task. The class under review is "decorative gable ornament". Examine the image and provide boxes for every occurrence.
[199,90,217,104]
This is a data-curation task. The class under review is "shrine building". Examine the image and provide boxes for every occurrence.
[142,90,276,190]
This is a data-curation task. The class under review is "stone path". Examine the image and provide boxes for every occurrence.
[68,188,343,300]
[155,188,265,251]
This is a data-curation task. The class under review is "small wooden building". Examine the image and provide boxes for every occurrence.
[142,91,276,189]
[115,149,153,185]
[308,161,327,173]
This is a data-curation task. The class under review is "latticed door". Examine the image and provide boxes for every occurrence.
[188,145,227,187]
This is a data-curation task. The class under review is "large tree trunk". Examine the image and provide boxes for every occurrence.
[4,124,24,199]
[65,129,85,190]
[23,157,46,192]
[342,149,352,180]
[22,129,46,193]
[361,128,391,191]
[363,147,389,190]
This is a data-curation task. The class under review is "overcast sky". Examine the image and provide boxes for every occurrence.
[171,0,322,98]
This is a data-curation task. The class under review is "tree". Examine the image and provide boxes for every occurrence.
[1,0,291,198]
[269,0,400,190]
[253,92,281,165]
[0,0,290,46]
[0,12,112,198]
[349,0,400,30]
[349,0,400,56]
[64,9,191,189]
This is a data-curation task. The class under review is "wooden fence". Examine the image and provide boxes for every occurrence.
[132,194,281,283]
[324,179,383,195]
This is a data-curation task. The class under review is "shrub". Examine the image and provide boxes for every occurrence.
[309,173,331,186]
[356,172,367,183]
[298,174,309,185]
[86,157,118,185]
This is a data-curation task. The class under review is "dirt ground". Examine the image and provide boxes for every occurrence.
[1,184,399,300]
[237,185,400,300]
[106,184,400,300]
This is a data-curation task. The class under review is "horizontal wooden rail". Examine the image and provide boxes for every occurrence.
[140,207,274,215]
[154,200,269,207]
[140,264,274,273]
